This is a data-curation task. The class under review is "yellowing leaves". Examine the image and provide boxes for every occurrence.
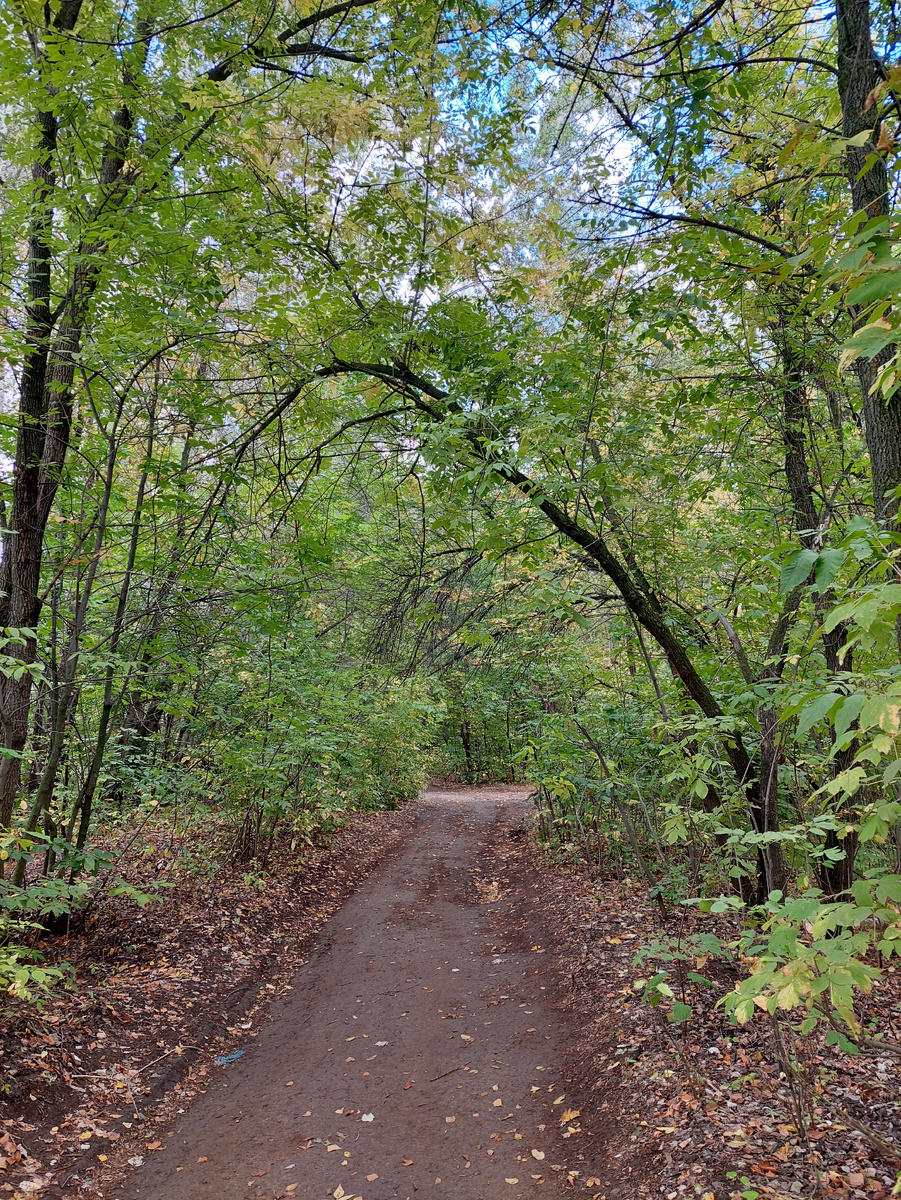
[560,1108,580,1124]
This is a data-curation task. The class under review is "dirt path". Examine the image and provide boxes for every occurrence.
[121,786,608,1200]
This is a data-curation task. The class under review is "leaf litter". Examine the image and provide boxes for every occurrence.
[511,823,901,1200]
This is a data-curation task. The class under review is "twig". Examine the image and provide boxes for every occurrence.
[429,1063,469,1082]
[817,1095,901,1160]
[135,1044,201,1075]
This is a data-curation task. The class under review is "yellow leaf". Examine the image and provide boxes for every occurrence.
[560,1108,580,1123]
[506,1179,519,1185]
[531,1149,545,1160]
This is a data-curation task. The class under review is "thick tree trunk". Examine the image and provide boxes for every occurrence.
[835,0,901,523]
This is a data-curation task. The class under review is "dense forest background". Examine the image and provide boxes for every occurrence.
[4,0,901,1117]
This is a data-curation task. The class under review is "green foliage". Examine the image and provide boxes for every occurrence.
[723,876,901,1046]
[0,0,899,1082]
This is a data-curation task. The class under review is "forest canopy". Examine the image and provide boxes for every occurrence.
[2,0,901,1069]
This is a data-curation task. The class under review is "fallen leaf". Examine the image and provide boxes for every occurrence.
[285,1081,294,1087]
[531,1149,545,1160]
[361,1113,374,1122]
[366,1174,378,1182]
[197,1157,208,1163]
[493,1099,503,1107]
[560,1109,580,1123]
[326,1144,341,1152]
[506,1178,519,1185]
[445,1116,456,1124]
[402,1158,413,1166]
[285,1187,298,1195]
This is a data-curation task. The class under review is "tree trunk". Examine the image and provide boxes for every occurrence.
[835,0,901,523]
[0,12,142,828]
[460,718,474,781]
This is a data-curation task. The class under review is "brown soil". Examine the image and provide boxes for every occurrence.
[4,786,896,1200]
[95,786,645,1200]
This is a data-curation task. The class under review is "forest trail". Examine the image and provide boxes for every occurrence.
[121,786,611,1200]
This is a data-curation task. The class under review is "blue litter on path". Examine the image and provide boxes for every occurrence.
[215,1050,245,1066]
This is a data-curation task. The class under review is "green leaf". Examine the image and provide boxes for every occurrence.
[814,548,846,592]
[780,548,817,593]
[825,1029,859,1055]
[833,693,865,740]
[796,692,842,736]
[846,271,901,307]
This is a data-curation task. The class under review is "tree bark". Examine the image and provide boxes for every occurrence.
[0,17,141,827]
[835,0,901,523]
